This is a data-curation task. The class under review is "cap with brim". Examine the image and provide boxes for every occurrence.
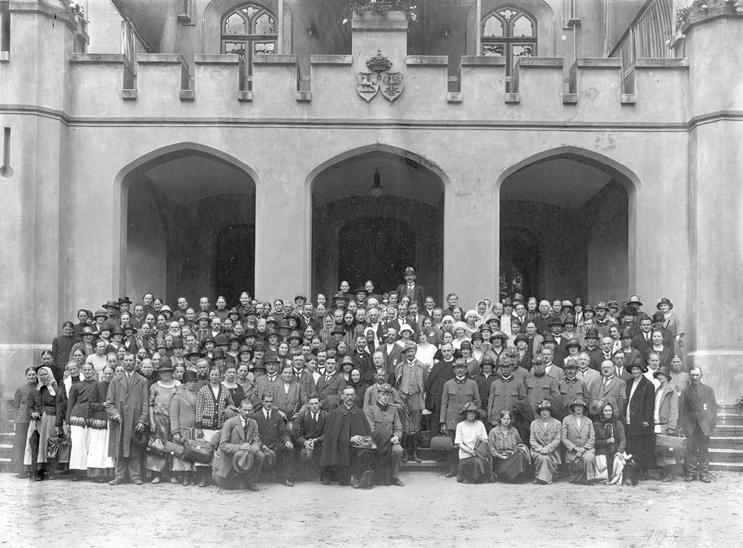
[459,402,486,418]
[399,324,414,334]
[118,296,132,304]
[182,369,198,382]
[595,302,609,311]
[460,340,472,350]
[93,309,108,319]
[628,296,643,307]
[607,300,619,309]
[157,357,174,372]
[103,300,118,309]
[160,305,172,313]
[537,400,552,412]
[404,341,417,352]
[656,297,673,310]
[569,398,588,412]
[653,366,671,380]
[549,317,563,327]
[470,332,483,341]
[491,330,508,341]
[453,358,467,368]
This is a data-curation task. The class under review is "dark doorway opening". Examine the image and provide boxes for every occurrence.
[216,223,255,302]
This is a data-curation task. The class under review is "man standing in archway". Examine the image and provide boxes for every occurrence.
[396,267,425,309]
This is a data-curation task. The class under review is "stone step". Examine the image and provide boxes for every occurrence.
[710,462,743,472]
[401,459,447,472]
[708,448,743,462]
[715,424,743,436]
[718,414,743,426]
[711,436,743,447]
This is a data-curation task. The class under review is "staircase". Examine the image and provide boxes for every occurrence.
[710,403,743,472]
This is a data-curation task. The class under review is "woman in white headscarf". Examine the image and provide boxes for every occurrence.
[25,366,65,480]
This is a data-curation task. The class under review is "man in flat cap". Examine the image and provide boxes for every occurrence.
[364,383,405,486]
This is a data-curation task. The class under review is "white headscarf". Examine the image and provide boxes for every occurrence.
[37,366,57,396]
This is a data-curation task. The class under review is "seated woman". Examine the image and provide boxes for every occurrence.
[489,410,530,483]
[561,397,597,484]
[593,400,626,481]
[529,399,562,485]
[453,402,490,483]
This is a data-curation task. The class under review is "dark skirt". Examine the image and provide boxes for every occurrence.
[627,433,655,470]
[494,449,530,482]
[457,456,488,483]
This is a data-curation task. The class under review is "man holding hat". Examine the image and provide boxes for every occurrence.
[395,340,426,462]
[212,399,263,491]
[396,266,425,309]
[251,393,295,487]
[440,358,480,477]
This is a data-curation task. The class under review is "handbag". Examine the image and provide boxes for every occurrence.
[147,436,185,458]
[655,433,687,452]
[183,438,214,464]
[430,434,454,452]
[595,454,609,481]
[46,435,61,459]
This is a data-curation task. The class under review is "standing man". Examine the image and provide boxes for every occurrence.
[425,343,456,432]
[293,396,326,482]
[678,367,718,482]
[625,362,656,483]
[106,352,149,485]
[396,266,425,309]
[395,341,426,462]
[440,359,480,477]
[251,393,295,487]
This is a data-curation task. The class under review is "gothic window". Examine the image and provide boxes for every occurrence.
[481,7,537,74]
[221,3,277,79]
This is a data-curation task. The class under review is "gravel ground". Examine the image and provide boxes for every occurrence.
[0,472,739,547]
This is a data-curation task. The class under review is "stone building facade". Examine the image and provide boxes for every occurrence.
[0,0,741,400]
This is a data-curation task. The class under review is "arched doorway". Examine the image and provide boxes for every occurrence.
[499,150,634,302]
[121,147,256,304]
[311,148,445,301]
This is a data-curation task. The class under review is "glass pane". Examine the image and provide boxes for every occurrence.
[498,8,517,22]
[254,41,276,54]
[241,6,258,19]
[224,13,247,35]
[512,15,534,37]
[482,42,505,56]
[482,15,503,37]
[512,44,536,67]
[223,41,246,56]
[254,13,276,35]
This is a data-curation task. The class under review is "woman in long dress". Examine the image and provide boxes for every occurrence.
[65,362,99,481]
[489,409,530,482]
[86,365,115,481]
[170,369,199,485]
[12,367,37,477]
[25,366,65,481]
[195,367,234,487]
[561,397,597,484]
[145,358,181,484]
[529,399,562,485]
[454,402,490,483]
[593,401,626,481]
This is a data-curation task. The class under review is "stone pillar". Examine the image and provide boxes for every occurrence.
[684,10,743,402]
[0,1,80,385]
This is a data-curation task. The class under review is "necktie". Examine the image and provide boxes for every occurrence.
[243,420,248,439]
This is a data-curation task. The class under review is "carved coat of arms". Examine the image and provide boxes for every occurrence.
[355,50,404,103]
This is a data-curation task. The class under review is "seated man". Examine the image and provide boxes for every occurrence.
[320,387,375,488]
[293,396,326,481]
[212,399,264,491]
[251,393,296,487]
[364,383,405,486]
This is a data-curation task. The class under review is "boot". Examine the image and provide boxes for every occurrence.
[197,469,208,487]
[410,433,421,463]
[359,470,374,489]
[698,459,711,483]
[401,434,409,462]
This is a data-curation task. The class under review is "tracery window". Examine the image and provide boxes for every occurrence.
[481,7,537,73]
[221,3,277,85]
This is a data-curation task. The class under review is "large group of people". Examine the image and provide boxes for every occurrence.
[10,267,718,490]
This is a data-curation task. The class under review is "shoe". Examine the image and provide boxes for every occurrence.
[684,475,695,482]
[133,478,144,485]
[402,452,409,463]
[198,476,207,487]
[169,477,178,484]
[283,479,294,487]
[412,453,422,463]
[71,474,81,482]
[445,470,457,478]
[245,482,259,492]
[391,477,405,487]
[699,474,711,483]
[182,477,190,487]
[662,475,673,482]
[321,476,330,485]
[108,479,123,486]
[34,476,43,482]
[150,476,160,484]
[351,476,360,489]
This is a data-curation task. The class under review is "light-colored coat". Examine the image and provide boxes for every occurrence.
[212,414,262,483]
[106,372,149,458]
[561,414,596,463]
[655,383,678,433]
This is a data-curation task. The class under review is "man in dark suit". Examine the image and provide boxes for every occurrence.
[632,317,654,356]
[251,393,295,487]
[625,362,656,483]
[679,367,718,482]
[212,399,264,491]
[395,266,425,309]
[106,352,149,485]
[293,396,326,482]
[315,356,347,411]
[381,328,404,381]
[350,334,375,384]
